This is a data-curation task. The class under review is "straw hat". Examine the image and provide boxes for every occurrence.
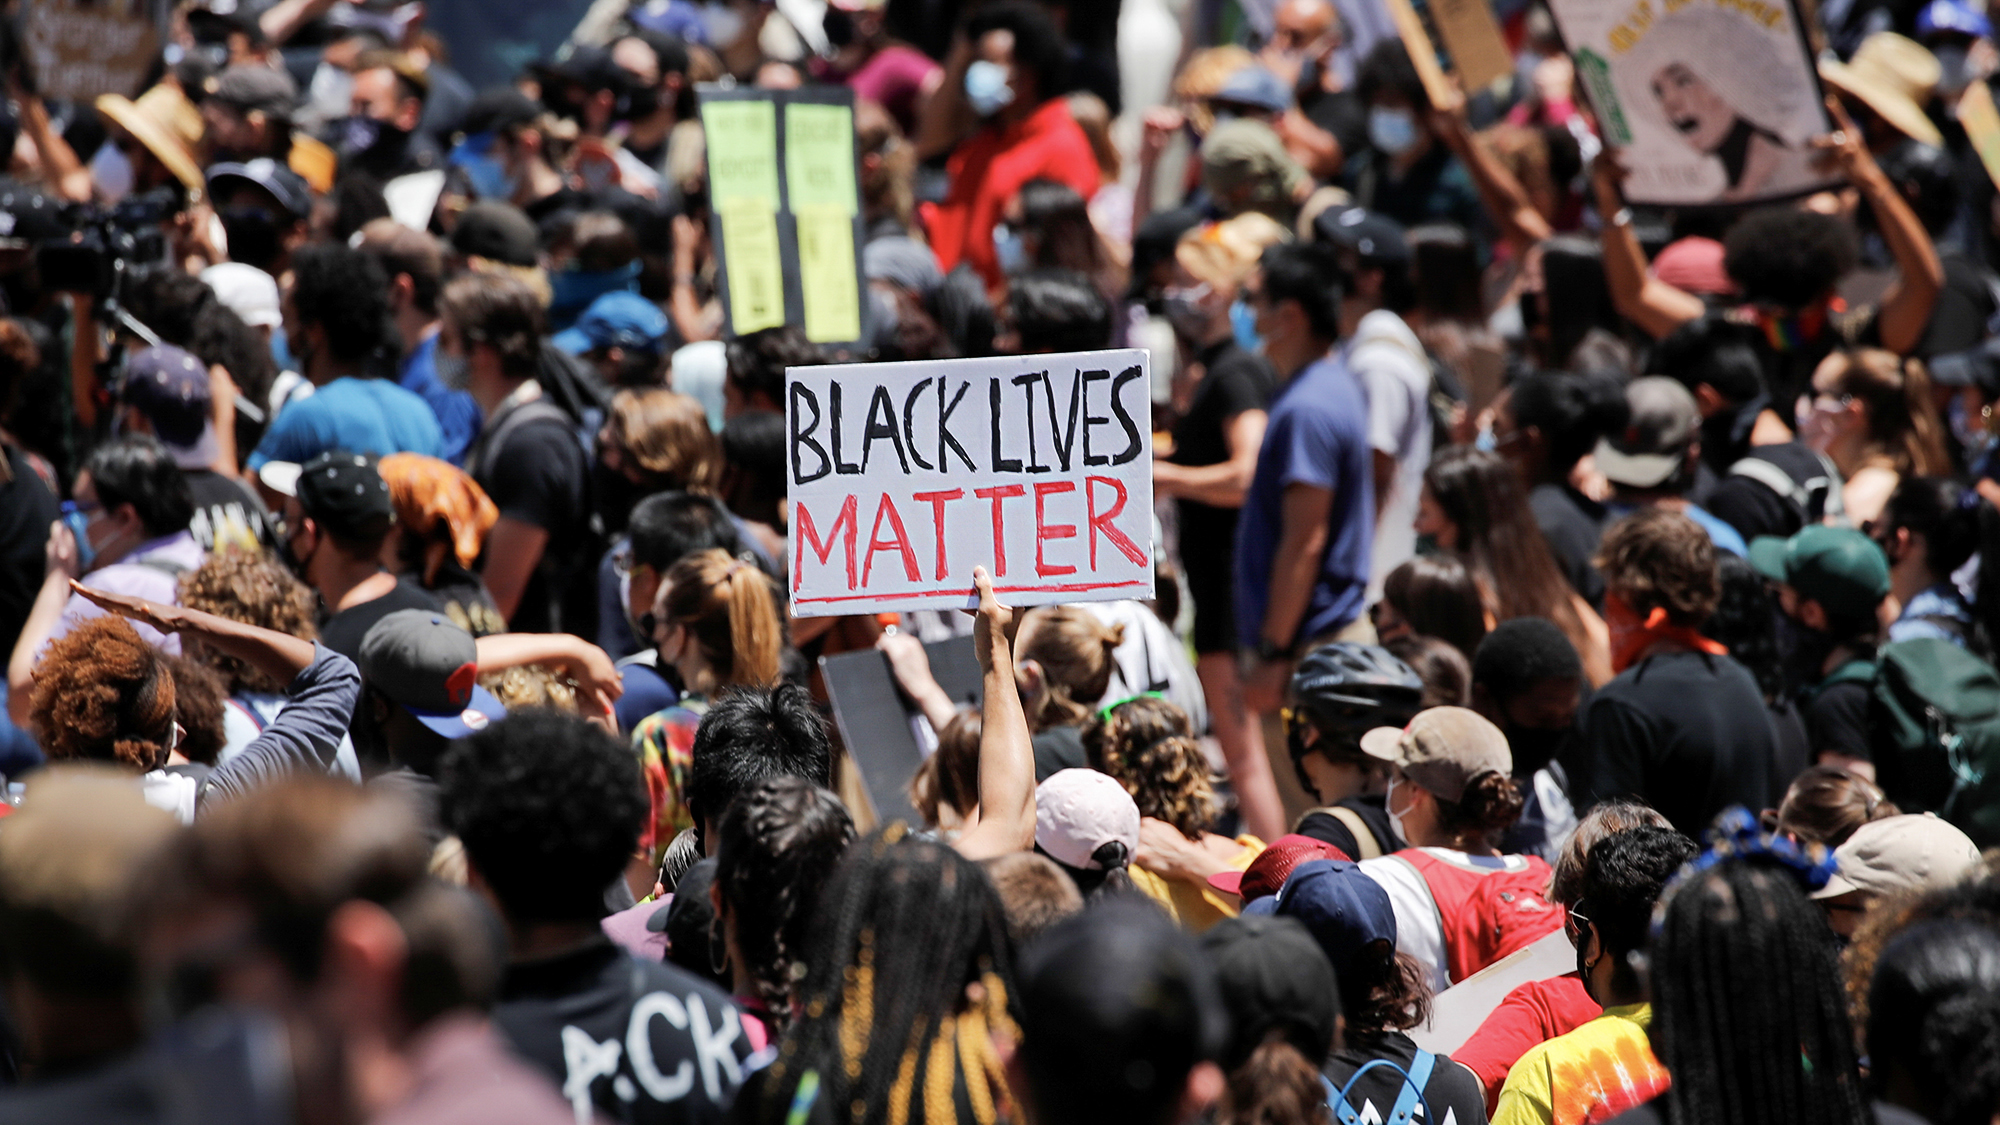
[95,83,206,197]
[1819,33,1944,147]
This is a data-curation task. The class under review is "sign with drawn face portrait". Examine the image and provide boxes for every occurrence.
[1550,0,1841,205]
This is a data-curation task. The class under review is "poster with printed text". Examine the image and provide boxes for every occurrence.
[1547,0,1840,206]
[787,351,1156,616]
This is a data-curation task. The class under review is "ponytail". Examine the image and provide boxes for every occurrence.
[1018,606,1125,728]
[1432,770,1526,844]
[1218,1035,1333,1125]
[661,549,784,689]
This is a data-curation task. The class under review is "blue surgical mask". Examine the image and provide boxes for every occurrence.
[60,501,97,572]
[451,132,520,202]
[1368,105,1418,156]
[992,223,1027,274]
[1229,297,1264,355]
[1475,421,1497,452]
[965,60,1016,117]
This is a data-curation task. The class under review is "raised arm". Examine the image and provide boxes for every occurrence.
[1429,90,1553,254]
[474,631,624,718]
[914,33,979,163]
[953,567,1036,860]
[1591,150,1706,339]
[7,523,79,726]
[1821,98,1943,355]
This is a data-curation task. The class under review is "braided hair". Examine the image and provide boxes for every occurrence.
[1650,858,1870,1125]
[755,827,1019,1125]
[714,777,856,1027]
[1084,696,1217,840]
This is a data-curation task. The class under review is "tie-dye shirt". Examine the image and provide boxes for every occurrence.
[1492,1003,1669,1125]
[629,698,709,868]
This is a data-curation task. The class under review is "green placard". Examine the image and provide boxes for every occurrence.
[1573,49,1632,147]
[784,102,859,214]
[703,99,781,207]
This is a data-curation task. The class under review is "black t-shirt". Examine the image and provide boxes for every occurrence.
[1530,482,1608,608]
[496,936,753,1125]
[1704,442,1836,544]
[1580,649,1777,836]
[473,405,591,635]
[182,468,273,553]
[318,577,445,660]
[1769,696,1813,802]
[1607,1098,1931,1125]
[1295,795,1401,859]
[1170,340,1274,548]
[1296,64,1367,163]
[422,560,508,637]
[0,445,58,656]
[1805,678,1874,764]
[1034,724,1088,782]
[1323,1032,1485,1125]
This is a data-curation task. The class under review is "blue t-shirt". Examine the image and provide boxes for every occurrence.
[1608,500,1747,557]
[398,334,482,465]
[1890,583,1976,646]
[246,377,446,470]
[1233,352,1375,649]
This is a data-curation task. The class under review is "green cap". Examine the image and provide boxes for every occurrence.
[1748,525,1890,618]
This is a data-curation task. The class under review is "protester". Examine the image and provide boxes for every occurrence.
[376,452,506,636]
[1866,918,2000,1125]
[1804,348,1953,525]
[1768,765,1899,847]
[1284,642,1425,859]
[1376,554,1488,660]
[1469,617,1585,858]
[1812,813,1982,937]
[1751,525,1893,775]
[1200,914,1340,1125]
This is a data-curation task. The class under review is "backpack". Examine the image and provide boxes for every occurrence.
[1868,638,2000,847]
[1727,448,1847,529]
[1321,1050,1435,1125]
[1393,850,1563,983]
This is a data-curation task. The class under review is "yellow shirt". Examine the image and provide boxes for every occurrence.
[1129,834,1265,933]
[1492,1003,1668,1125]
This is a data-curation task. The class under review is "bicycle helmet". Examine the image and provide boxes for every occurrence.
[1285,643,1425,796]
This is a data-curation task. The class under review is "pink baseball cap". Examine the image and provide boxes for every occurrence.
[1035,769,1140,871]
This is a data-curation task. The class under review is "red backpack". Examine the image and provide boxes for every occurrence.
[1390,849,1563,983]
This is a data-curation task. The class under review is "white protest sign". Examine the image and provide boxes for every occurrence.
[787,350,1155,617]
[1547,0,1838,206]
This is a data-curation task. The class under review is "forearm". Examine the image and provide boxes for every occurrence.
[1155,459,1255,508]
[177,604,318,682]
[476,631,588,672]
[956,636,1035,859]
[201,644,361,809]
[17,96,90,203]
[1599,215,1703,338]
[6,572,70,725]
[1448,127,1552,251]
[1861,167,1944,353]
[1261,527,1328,648]
[668,280,717,343]
[259,0,337,45]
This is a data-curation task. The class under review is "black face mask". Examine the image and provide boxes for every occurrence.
[339,115,410,166]
[1777,613,1837,695]
[220,205,283,273]
[625,84,662,119]
[823,7,856,47]
[1502,722,1575,777]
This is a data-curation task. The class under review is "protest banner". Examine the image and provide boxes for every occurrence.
[1961,81,2000,193]
[1547,0,1839,206]
[21,0,159,102]
[697,85,866,346]
[787,349,1157,617]
[1380,0,1513,107]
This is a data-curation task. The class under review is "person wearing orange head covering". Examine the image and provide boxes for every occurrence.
[377,453,505,636]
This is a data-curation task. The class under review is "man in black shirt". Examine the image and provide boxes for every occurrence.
[440,709,754,1124]
[115,344,272,553]
[260,450,442,658]
[443,272,592,635]
[1581,508,1775,834]
[1750,524,1892,775]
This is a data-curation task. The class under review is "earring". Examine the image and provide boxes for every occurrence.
[708,915,728,977]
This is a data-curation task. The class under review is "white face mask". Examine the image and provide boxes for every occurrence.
[1385,774,1412,845]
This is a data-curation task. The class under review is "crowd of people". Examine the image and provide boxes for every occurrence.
[4,0,2000,1121]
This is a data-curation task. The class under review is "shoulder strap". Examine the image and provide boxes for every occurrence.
[1328,1056,1435,1125]
[132,556,191,579]
[1727,455,1807,506]
[1326,805,1384,859]
[468,399,574,480]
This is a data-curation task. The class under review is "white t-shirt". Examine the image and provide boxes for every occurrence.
[1360,850,1454,994]
[1351,310,1433,602]
[1084,600,1209,735]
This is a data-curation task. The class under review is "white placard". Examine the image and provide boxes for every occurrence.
[786,350,1156,616]
[1549,0,1838,206]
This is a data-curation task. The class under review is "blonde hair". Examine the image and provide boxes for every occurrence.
[1176,212,1292,292]
[1175,46,1256,134]
[1086,696,1217,840]
[607,388,721,492]
[477,664,580,713]
[1018,606,1124,729]
[662,548,783,688]
[1823,348,1952,478]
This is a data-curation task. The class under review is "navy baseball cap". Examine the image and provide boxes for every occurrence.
[358,610,507,738]
[1273,858,1399,971]
[1312,204,1411,267]
[554,290,669,355]
[1918,0,1991,37]
[206,158,312,221]
[119,345,218,469]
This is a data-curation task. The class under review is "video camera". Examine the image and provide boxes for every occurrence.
[33,188,179,298]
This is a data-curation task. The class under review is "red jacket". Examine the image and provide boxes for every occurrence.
[924,97,1100,288]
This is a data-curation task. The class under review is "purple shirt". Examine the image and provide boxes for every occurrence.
[845,45,940,135]
[52,530,205,655]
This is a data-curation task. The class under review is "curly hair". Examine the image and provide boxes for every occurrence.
[1084,695,1217,840]
[29,616,175,771]
[178,551,319,695]
[438,709,647,923]
[714,776,855,1027]
[1595,507,1720,626]
[1018,606,1124,730]
[1723,207,1858,310]
[164,654,228,766]
[476,665,579,713]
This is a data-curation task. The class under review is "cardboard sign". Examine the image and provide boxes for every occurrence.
[697,86,865,345]
[1381,0,1459,109]
[1425,0,1514,93]
[1547,0,1839,206]
[787,350,1157,617]
[21,0,159,102]
[820,636,983,825]
[1962,82,2000,194]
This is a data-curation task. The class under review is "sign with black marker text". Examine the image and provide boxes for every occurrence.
[787,351,1156,616]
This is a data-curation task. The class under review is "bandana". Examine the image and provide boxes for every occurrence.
[1605,592,1728,672]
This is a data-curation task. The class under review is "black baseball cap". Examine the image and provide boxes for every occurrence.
[262,450,395,541]
[1199,914,1339,1070]
[460,86,542,136]
[1312,204,1411,267]
[358,610,506,737]
[450,200,540,267]
[206,158,313,220]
